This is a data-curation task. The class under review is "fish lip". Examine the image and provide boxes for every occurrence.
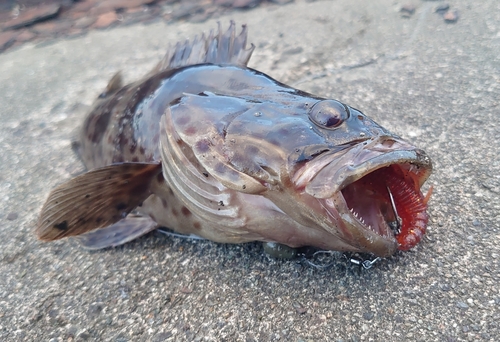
[303,136,432,199]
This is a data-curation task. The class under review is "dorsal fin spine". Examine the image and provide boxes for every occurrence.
[147,21,254,77]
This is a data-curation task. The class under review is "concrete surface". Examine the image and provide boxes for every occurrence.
[1,0,499,340]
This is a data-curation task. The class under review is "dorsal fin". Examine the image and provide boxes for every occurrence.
[98,71,123,98]
[147,21,255,76]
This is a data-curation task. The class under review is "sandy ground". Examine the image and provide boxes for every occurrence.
[1,0,499,340]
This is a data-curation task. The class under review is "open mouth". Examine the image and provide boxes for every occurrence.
[294,136,433,255]
[340,163,431,251]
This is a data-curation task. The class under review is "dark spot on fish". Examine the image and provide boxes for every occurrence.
[77,217,87,224]
[227,79,249,91]
[246,145,259,155]
[85,194,90,198]
[172,208,178,217]
[96,217,103,224]
[214,163,225,175]
[139,147,146,155]
[185,126,197,136]
[193,222,201,229]
[176,116,190,126]
[156,173,164,182]
[251,131,265,140]
[228,169,241,181]
[113,155,125,163]
[202,172,209,177]
[218,201,225,206]
[269,139,281,147]
[116,203,127,211]
[87,110,112,143]
[278,128,289,136]
[181,206,191,217]
[161,198,168,208]
[132,156,139,162]
[195,140,210,153]
[242,184,246,190]
[153,134,160,144]
[170,97,182,106]
[54,221,68,231]
[130,142,137,154]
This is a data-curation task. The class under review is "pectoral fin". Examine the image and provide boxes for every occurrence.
[36,162,162,241]
[75,215,158,249]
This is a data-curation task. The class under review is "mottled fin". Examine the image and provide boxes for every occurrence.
[36,163,162,241]
[75,215,157,249]
[148,21,254,76]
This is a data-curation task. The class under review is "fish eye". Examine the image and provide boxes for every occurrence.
[309,100,349,129]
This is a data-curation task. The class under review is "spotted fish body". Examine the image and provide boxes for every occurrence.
[37,23,432,257]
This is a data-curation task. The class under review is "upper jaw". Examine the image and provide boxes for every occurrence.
[298,136,432,199]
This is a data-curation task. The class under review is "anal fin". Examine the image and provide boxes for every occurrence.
[37,162,162,241]
[75,215,157,249]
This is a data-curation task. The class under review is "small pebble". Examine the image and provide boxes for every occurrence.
[435,3,450,14]
[363,312,374,320]
[443,9,459,23]
[400,4,416,18]
[180,286,193,294]
[6,212,18,220]
[293,302,307,314]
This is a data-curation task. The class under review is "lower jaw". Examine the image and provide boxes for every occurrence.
[323,192,399,257]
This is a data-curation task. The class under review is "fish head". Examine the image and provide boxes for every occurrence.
[163,92,432,257]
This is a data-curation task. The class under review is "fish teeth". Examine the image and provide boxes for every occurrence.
[349,208,369,227]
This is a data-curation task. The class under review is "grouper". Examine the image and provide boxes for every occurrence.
[36,22,432,258]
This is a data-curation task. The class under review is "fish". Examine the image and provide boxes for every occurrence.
[36,22,432,258]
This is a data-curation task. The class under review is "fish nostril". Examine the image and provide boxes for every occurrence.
[382,139,396,148]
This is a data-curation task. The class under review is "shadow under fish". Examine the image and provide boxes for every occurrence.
[36,22,432,258]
